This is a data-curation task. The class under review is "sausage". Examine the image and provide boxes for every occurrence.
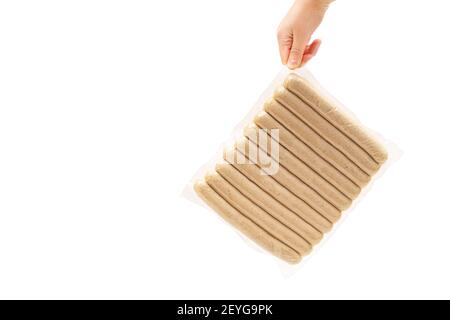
[244,123,352,210]
[194,180,301,263]
[264,98,371,187]
[204,171,312,256]
[223,147,333,232]
[235,137,342,222]
[215,161,323,244]
[273,86,379,175]
[284,73,388,164]
[253,111,361,199]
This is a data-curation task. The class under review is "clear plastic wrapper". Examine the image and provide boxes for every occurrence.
[183,67,400,273]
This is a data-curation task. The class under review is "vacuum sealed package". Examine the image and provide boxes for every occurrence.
[185,68,398,266]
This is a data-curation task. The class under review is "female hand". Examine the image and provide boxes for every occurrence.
[277,0,334,69]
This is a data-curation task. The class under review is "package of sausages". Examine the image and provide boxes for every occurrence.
[184,68,399,266]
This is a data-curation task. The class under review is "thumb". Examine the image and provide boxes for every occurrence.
[287,33,309,70]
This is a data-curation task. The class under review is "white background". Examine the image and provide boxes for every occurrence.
[1,0,449,299]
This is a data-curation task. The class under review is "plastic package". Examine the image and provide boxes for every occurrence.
[184,67,399,268]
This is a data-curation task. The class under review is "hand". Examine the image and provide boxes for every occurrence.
[277,0,333,69]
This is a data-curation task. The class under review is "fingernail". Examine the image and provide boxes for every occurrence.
[287,57,299,69]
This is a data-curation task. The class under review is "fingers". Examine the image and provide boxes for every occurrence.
[300,39,321,67]
[277,31,321,69]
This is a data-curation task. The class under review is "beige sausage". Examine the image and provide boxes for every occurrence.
[215,162,323,244]
[235,138,341,222]
[284,73,388,164]
[194,180,301,263]
[264,99,371,188]
[204,171,312,256]
[244,123,352,211]
[274,86,379,175]
[224,147,333,233]
[253,111,361,199]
